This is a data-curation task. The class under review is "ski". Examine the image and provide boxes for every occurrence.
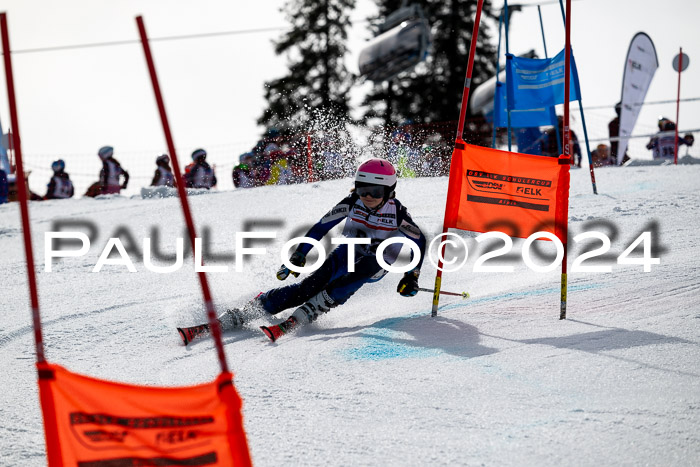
[260,316,299,343]
[178,303,251,345]
[177,323,211,346]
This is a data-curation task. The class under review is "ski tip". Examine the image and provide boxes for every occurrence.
[260,326,277,343]
[177,328,189,346]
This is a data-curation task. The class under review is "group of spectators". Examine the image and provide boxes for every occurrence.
[595,112,694,167]
[1,114,695,204]
[513,106,695,168]
[231,130,302,188]
[230,126,453,190]
[232,129,358,189]
[383,124,451,178]
[82,146,217,198]
[145,148,218,190]
[0,145,217,202]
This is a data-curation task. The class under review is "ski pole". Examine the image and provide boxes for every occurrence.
[418,287,470,299]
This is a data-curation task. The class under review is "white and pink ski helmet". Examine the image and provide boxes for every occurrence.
[355,158,397,198]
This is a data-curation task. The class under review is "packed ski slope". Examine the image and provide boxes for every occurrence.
[1,164,699,466]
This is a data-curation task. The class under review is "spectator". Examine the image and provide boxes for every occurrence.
[542,116,581,166]
[418,145,444,177]
[184,148,217,189]
[97,146,129,195]
[319,137,344,180]
[515,127,543,156]
[252,127,281,156]
[44,159,75,199]
[609,102,629,165]
[646,118,694,160]
[232,153,255,189]
[267,150,293,185]
[0,167,7,204]
[285,146,306,184]
[421,133,450,176]
[591,144,613,168]
[388,123,419,177]
[683,133,696,155]
[150,154,176,187]
[252,152,271,186]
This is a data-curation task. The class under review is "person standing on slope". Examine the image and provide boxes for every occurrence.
[97,146,129,195]
[178,158,426,345]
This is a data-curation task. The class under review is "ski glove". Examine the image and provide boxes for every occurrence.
[397,270,420,297]
[276,251,306,280]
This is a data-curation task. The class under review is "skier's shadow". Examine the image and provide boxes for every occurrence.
[311,314,498,360]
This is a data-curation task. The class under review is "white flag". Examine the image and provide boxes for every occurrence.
[618,33,659,164]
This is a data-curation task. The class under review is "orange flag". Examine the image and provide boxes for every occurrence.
[37,362,252,466]
[444,142,570,241]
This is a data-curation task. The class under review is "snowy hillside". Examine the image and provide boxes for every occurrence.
[1,164,699,466]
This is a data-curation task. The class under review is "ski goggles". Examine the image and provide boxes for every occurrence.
[356,185,385,199]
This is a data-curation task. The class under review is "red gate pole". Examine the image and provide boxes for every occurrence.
[1,13,46,363]
[432,0,484,317]
[306,132,313,183]
[136,16,229,374]
[559,0,572,320]
[674,47,683,165]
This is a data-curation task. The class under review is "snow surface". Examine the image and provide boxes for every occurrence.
[1,164,699,466]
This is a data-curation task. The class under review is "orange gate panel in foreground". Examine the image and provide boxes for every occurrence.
[38,363,251,466]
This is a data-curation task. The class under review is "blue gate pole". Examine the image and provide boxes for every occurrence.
[538,5,562,155]
[504,0,512,151]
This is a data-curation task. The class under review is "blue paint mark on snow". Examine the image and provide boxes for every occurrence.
[344,338,441,361]
[341,315,441,361]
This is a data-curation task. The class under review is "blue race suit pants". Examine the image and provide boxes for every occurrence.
[260,245,387,315]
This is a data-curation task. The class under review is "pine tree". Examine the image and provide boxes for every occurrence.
[360,0,497,131]
[258,0,356,136]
